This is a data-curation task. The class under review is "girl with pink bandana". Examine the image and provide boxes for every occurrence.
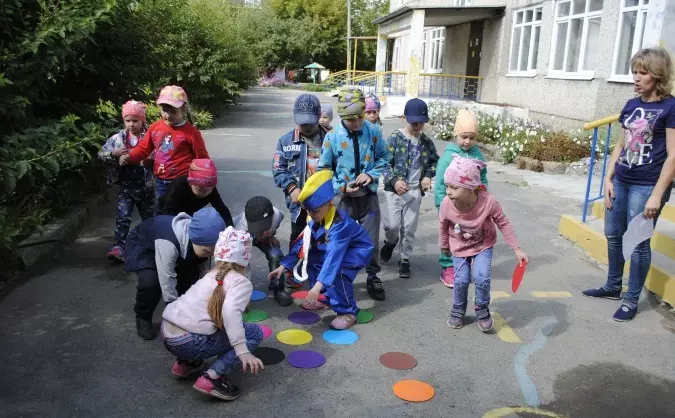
[439,155,528,331]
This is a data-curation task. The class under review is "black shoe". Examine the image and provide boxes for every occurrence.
[379,241,395,263]
[366,276,386,301]
[398,259,411,279]
[193,373,241,401]
[274,289,293,306]
[136,317,154,340]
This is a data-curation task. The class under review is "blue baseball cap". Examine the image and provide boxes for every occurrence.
[404,98,429,123]
[293,94,321,125]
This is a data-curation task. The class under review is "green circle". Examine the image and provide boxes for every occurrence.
[357,310,374,324]
[243,309,269,322]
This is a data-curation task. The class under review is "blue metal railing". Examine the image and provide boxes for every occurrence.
[418,74,482,101]
[581,115,620,222]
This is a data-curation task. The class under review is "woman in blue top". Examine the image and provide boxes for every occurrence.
[583,48,675,321]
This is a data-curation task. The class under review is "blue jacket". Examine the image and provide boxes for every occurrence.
[382,130,439,193]
[280,208,373,287]
[318,120,389,195]
[273,127,328,222]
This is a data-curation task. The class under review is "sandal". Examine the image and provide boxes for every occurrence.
[330,314,356,330]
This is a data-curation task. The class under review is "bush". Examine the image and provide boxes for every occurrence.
[303,84,329,92]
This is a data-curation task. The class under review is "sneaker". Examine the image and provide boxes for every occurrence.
[301,300,328,310]
[447,306,465,329]
[379,241,395,263]
[107,245,125,263]
[366,276,386,301]
[135,317,154,340]
[475,305,493,332]
[440,267,455,288]
[193,373,241,401]
[172,359,204,378]
[582,287,621,300]
[613,304,637,322]
[330,314,357,330]
[398,259,412,279]
[274,289,293,306]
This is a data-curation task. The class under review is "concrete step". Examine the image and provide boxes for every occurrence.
[559,214,675,305]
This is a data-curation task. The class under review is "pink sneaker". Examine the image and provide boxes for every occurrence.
[193,373,240,401]
[440,267,455,288]
[171,359,203,378]
[301,300,328,310]
[330,314,356,330]
[107,245,125,263]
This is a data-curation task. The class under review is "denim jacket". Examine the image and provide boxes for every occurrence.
[273,127,328,222]
[382,129,439,193]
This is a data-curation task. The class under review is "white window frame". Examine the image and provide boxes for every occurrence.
[547,0,604,80]
[422,27,445,73]
[609,0,650,83]
[508,5,543,76]
[393,38,402,71]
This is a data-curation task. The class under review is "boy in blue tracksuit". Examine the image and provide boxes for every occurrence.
[318,88,389,301]
[269,170,373,330]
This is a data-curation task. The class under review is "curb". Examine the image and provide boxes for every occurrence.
[15,188,113,270]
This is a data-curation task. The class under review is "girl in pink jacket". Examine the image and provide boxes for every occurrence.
[439,155,528,332]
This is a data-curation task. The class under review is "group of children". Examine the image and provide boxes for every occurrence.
[99,84,527,401]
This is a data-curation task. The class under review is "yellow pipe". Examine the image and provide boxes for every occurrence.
[353,38,358,74]
[583,114,620,130]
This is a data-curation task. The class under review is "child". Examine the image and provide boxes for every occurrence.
[381,98,439,278]
[439,156,527,331]
[160,158,234,226]
[124,207,226,340]
[434,109,488,288]
[319,103,334,131]
[318,88,389,301]
[161,227,264,401]
[233,196,292,306]
[120,85,209,212]
[98,100,155,262]
[269,171,374,330]
[273,93,328,245]
[365,94,382,126]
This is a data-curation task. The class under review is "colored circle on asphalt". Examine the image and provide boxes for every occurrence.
[277,329,313,345]
[392,380,435,402]
[250,290,266,301]
[379,352,418,370]
[253,347,285,365]
[322,329,358,345]
[259,324,273,339]
[288,311,321,325]
[287,350,326,368]
[291,291,328,301]
[243,309,268,322]
[357,310,374,324]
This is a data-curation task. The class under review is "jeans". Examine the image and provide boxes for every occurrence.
[603,178,672,309]
[451,247,493,310]
[154,177,173,215]
[114,185,154,246]
[162,323,263,376]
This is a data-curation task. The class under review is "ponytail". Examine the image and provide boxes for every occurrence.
[182,102,195,125]
[207,261,246,328]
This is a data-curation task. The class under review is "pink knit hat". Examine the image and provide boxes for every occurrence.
[122,100,147,122]
[187,159,218,187]
[444,154,486,190]
[453,109,478,136]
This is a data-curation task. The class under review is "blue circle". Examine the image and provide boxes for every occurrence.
[322,329,358,345]
[250,290,266,301]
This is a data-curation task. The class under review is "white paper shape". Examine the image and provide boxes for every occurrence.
[622,216,654,260]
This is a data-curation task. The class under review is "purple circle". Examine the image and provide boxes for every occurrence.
[288,311,321,325]
[287,350,326,368]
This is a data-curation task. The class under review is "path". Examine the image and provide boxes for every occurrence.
[0,88,673,418]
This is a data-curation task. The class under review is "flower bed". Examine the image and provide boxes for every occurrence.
[258,76,298,88]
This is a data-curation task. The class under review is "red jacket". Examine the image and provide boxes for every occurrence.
[129,121,209,180]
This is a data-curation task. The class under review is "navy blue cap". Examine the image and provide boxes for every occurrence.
[293,94,321,125]
[404,98,429,123]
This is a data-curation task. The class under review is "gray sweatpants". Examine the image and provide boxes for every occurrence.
[382,189,422,260]
[334,193,381,277]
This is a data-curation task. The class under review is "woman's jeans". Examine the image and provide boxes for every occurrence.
[162,322,263,376]
[603,178,672,309]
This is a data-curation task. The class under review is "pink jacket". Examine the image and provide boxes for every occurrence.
[439,191,519,258]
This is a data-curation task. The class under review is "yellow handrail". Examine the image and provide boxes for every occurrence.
[583,114,620,130]
[350,71,406,83]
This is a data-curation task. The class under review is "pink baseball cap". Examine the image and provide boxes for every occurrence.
[156,85,188,108]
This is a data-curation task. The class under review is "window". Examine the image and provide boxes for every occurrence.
[611,0,650,81]
[508,5,543,75]
[548,0,603,78]
[421,27,445,72]
[243,0,261,7]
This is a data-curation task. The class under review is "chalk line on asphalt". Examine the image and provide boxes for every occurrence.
[513,317,557,407]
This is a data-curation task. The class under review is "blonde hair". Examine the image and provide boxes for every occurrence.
[182,102,195,125]
[207,261,247,329]
[631,47,674,100]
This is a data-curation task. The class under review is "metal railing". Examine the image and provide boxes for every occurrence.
[418,73,482,100]
[581,114,620,222]
[350,71,407,96]
[324,70,376,87]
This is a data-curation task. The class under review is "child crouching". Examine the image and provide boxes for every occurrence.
[161,227,264,401]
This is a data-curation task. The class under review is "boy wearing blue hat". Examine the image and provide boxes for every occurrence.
[268,171,373,330]
[125,207,226,339]
[381,98,439,279]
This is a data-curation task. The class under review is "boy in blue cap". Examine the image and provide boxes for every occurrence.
[125,207,226,339]
[268,170,373,330]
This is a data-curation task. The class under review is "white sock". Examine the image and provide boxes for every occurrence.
[206,369,220,379]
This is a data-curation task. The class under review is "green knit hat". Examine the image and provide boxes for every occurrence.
[337,88,366,119]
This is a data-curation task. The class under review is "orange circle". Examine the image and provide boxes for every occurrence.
[392,380,435,402]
